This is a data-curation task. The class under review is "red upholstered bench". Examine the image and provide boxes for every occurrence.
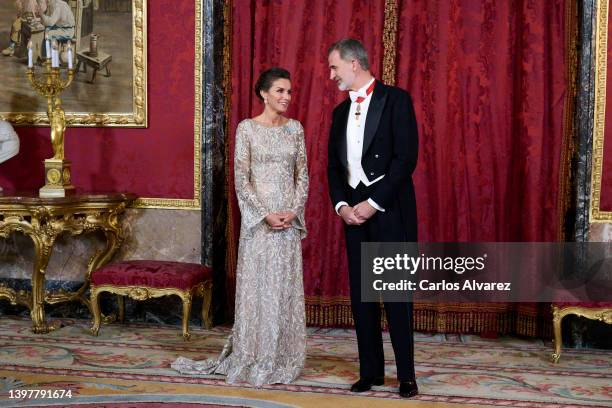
[551,302,612,363]
[90,260,213,340]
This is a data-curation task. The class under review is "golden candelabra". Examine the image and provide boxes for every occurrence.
[26,54,76,197]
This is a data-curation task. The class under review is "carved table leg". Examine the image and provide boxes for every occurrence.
[87,227,123,278]
[30,235,56,334]
[84,226,124,324]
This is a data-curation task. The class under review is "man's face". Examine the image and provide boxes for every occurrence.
[328,50,356,91]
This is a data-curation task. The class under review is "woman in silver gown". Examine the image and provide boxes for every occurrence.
[173,68,309,386]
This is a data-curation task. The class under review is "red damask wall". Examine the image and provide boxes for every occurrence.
[0,1,196,199]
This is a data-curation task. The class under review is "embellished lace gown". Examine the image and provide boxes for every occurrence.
[172,118,308,386]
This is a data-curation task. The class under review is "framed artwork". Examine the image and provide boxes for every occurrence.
[591,0,612,221]
[0,0,146,127]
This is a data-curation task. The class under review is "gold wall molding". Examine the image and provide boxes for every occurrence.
[133,0,202,210]
[591,0,612,222]
[382,0,398,86]
[2,0,147,127]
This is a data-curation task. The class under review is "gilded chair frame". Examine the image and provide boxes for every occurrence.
[90,280,213,340]
[551,304,612,362]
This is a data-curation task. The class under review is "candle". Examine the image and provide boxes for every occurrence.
[27,40,33,68]
[45,32,50,59]
[67,43,73,70]
[51,41,58,67]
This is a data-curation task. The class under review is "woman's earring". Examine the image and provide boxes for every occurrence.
[264,98,268,104]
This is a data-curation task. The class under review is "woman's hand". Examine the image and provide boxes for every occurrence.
[277,211,297,228]
[265,213,286,230]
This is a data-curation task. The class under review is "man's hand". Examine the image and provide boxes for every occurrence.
[353,201,377,222]
[265,213,287,230]
[339,205,364,226]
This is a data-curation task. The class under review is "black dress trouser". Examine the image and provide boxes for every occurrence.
[344,182,415,381]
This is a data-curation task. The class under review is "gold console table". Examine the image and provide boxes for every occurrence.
[0,193,136,333]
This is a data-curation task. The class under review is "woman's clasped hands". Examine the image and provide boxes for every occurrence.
[265,211,297,230]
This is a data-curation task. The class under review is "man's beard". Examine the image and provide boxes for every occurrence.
[337,80,349,91]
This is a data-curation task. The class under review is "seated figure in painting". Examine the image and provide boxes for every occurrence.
[0,120,20,192]
[2,0,40,57]
[40,0,75,44]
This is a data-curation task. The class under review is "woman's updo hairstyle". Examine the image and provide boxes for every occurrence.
[254,67,291,101]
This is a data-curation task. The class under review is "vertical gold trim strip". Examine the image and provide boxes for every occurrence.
[133,0,147,127]
[591,0,612,222]
[382,0,398,86]
[192,0,202,209]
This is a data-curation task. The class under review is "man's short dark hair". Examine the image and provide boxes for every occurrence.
[328,39,370,70]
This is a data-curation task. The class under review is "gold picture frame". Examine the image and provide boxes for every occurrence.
[132,0,201,210]
[591,0,612,222]
[0,0,147,127]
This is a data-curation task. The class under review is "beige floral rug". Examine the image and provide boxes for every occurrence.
[0,316,610,407]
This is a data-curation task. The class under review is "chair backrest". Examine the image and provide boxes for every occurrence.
[66,0,94,52]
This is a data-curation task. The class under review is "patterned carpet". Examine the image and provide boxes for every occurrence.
[0,316,610,408]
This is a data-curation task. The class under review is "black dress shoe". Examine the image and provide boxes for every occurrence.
[350,376,385,392]
[399,380,419,398]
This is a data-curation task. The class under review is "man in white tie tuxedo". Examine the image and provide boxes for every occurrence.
[327,38,419,398]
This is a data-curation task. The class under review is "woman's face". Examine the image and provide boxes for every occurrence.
[262,78,292,113]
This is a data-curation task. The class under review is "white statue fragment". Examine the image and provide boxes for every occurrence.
[0,120,20,193]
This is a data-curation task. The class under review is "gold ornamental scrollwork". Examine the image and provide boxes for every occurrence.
[382,0,398,86]
[0,283,32,309]
[551,304,612,363]
[0,193,135,333]
[90,283,212,340]
[127,287,150,300]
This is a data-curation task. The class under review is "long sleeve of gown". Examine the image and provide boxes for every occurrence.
[290,124,308,238]
[234,122,269,237]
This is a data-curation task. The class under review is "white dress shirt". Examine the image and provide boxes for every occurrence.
[335,77,385,214]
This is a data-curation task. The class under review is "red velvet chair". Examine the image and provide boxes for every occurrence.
[90,260,213,340]
[551,302,612,362]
